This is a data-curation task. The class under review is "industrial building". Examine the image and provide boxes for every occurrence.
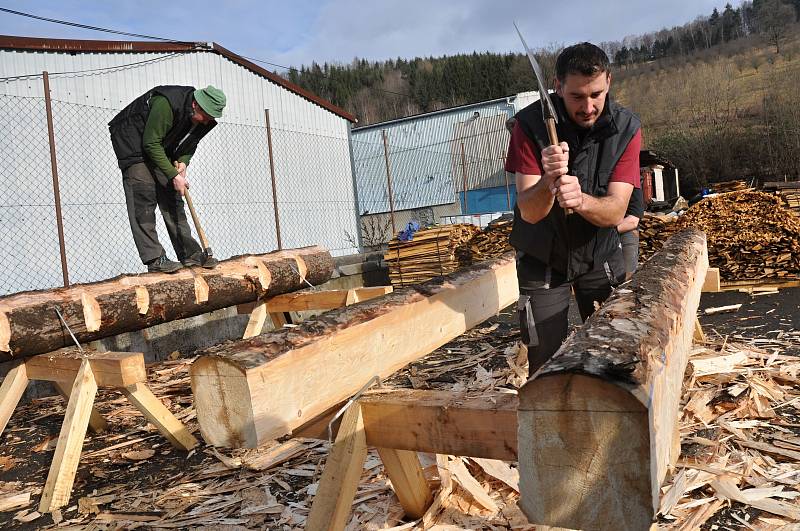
[350,92,539,240]
[0,36,360,293]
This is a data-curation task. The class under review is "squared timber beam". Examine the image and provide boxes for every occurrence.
[191,254,518,448]
[517,228,708,531]
[25,350,146,387]
[265,286,393,313]
[357,389,517,460]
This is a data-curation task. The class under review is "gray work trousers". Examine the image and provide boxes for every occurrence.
[516,249,626,374]
[122,162,201,264]
[620,229,640,277]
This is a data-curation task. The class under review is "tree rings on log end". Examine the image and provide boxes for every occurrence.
[190,356,257,448]
[518,373,652,530]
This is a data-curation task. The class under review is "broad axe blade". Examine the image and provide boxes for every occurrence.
[514,22,558,124]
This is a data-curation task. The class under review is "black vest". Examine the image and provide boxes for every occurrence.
[509,95,640,279]
[108,85,216,172]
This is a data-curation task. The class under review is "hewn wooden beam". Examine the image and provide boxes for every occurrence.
[25,350,146,388]
[191,253,518,448]
[265,286,393,312]
[0,362,28,435]
[517,228,708,531]
[294,389,518,459]
[0,247,334,361]
[39,358,97,513]
[358,389,517,460]
[375,448,432,519]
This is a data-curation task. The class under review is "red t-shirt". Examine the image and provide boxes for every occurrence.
[505,122,642,187]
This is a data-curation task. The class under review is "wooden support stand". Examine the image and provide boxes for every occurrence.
[303,389,515,529]
[240,286,393,339]
[0,350,197,513]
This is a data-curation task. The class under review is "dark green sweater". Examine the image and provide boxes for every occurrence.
[142,95,195,180]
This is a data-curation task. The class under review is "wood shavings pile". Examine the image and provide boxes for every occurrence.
[659,334,800,529]
[2,305,800,529]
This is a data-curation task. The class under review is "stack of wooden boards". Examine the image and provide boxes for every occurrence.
[384,221,513,287]
[764,181,800,213]
[384,225,480,286]
[638,191,800,280]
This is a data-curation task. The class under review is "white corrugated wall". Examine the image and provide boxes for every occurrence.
[0,47,359,293]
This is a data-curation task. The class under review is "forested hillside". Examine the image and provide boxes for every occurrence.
[286,0,800,190]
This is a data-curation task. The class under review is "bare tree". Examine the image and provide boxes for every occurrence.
[756,0,796,53]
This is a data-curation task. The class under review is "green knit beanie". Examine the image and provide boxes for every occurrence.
[193,85,226,118]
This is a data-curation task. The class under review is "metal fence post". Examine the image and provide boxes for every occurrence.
[264,109,282,250]
[381,129,396,236]
[460,141,469,214]
[346,123,364,252]
[43,71,69,287]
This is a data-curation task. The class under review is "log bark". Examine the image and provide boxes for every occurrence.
[0,247,333,361]
[190,253,518,448]
[517,228,708,531]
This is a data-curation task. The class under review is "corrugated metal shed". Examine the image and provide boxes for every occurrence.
[0,36,360,293]
[350,93,538,216]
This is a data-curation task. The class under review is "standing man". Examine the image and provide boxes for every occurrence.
[505,43,641,373]
[109,85,226,273]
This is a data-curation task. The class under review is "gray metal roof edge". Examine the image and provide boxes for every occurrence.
[352,95,517,131]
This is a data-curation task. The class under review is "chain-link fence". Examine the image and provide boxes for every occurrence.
[1,89,359,294]
[1,75,517,294]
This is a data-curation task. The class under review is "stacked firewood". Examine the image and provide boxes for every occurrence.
[384,224,481,286]
[640,191,800,280]
[467,218,513,261]
[638,213,682,261]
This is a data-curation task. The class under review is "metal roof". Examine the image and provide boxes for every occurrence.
[352,95,516,131]
[0,34,357,122]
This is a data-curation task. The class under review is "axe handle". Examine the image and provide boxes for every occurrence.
[545,118,559,147]
[545,118,574,215]
[184,190,210,250]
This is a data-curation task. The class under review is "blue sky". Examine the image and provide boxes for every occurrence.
[0,1,734,71]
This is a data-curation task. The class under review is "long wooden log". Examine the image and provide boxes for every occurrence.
[0,247,333,361]
[517,228,708,531]
[190,253,518,448]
